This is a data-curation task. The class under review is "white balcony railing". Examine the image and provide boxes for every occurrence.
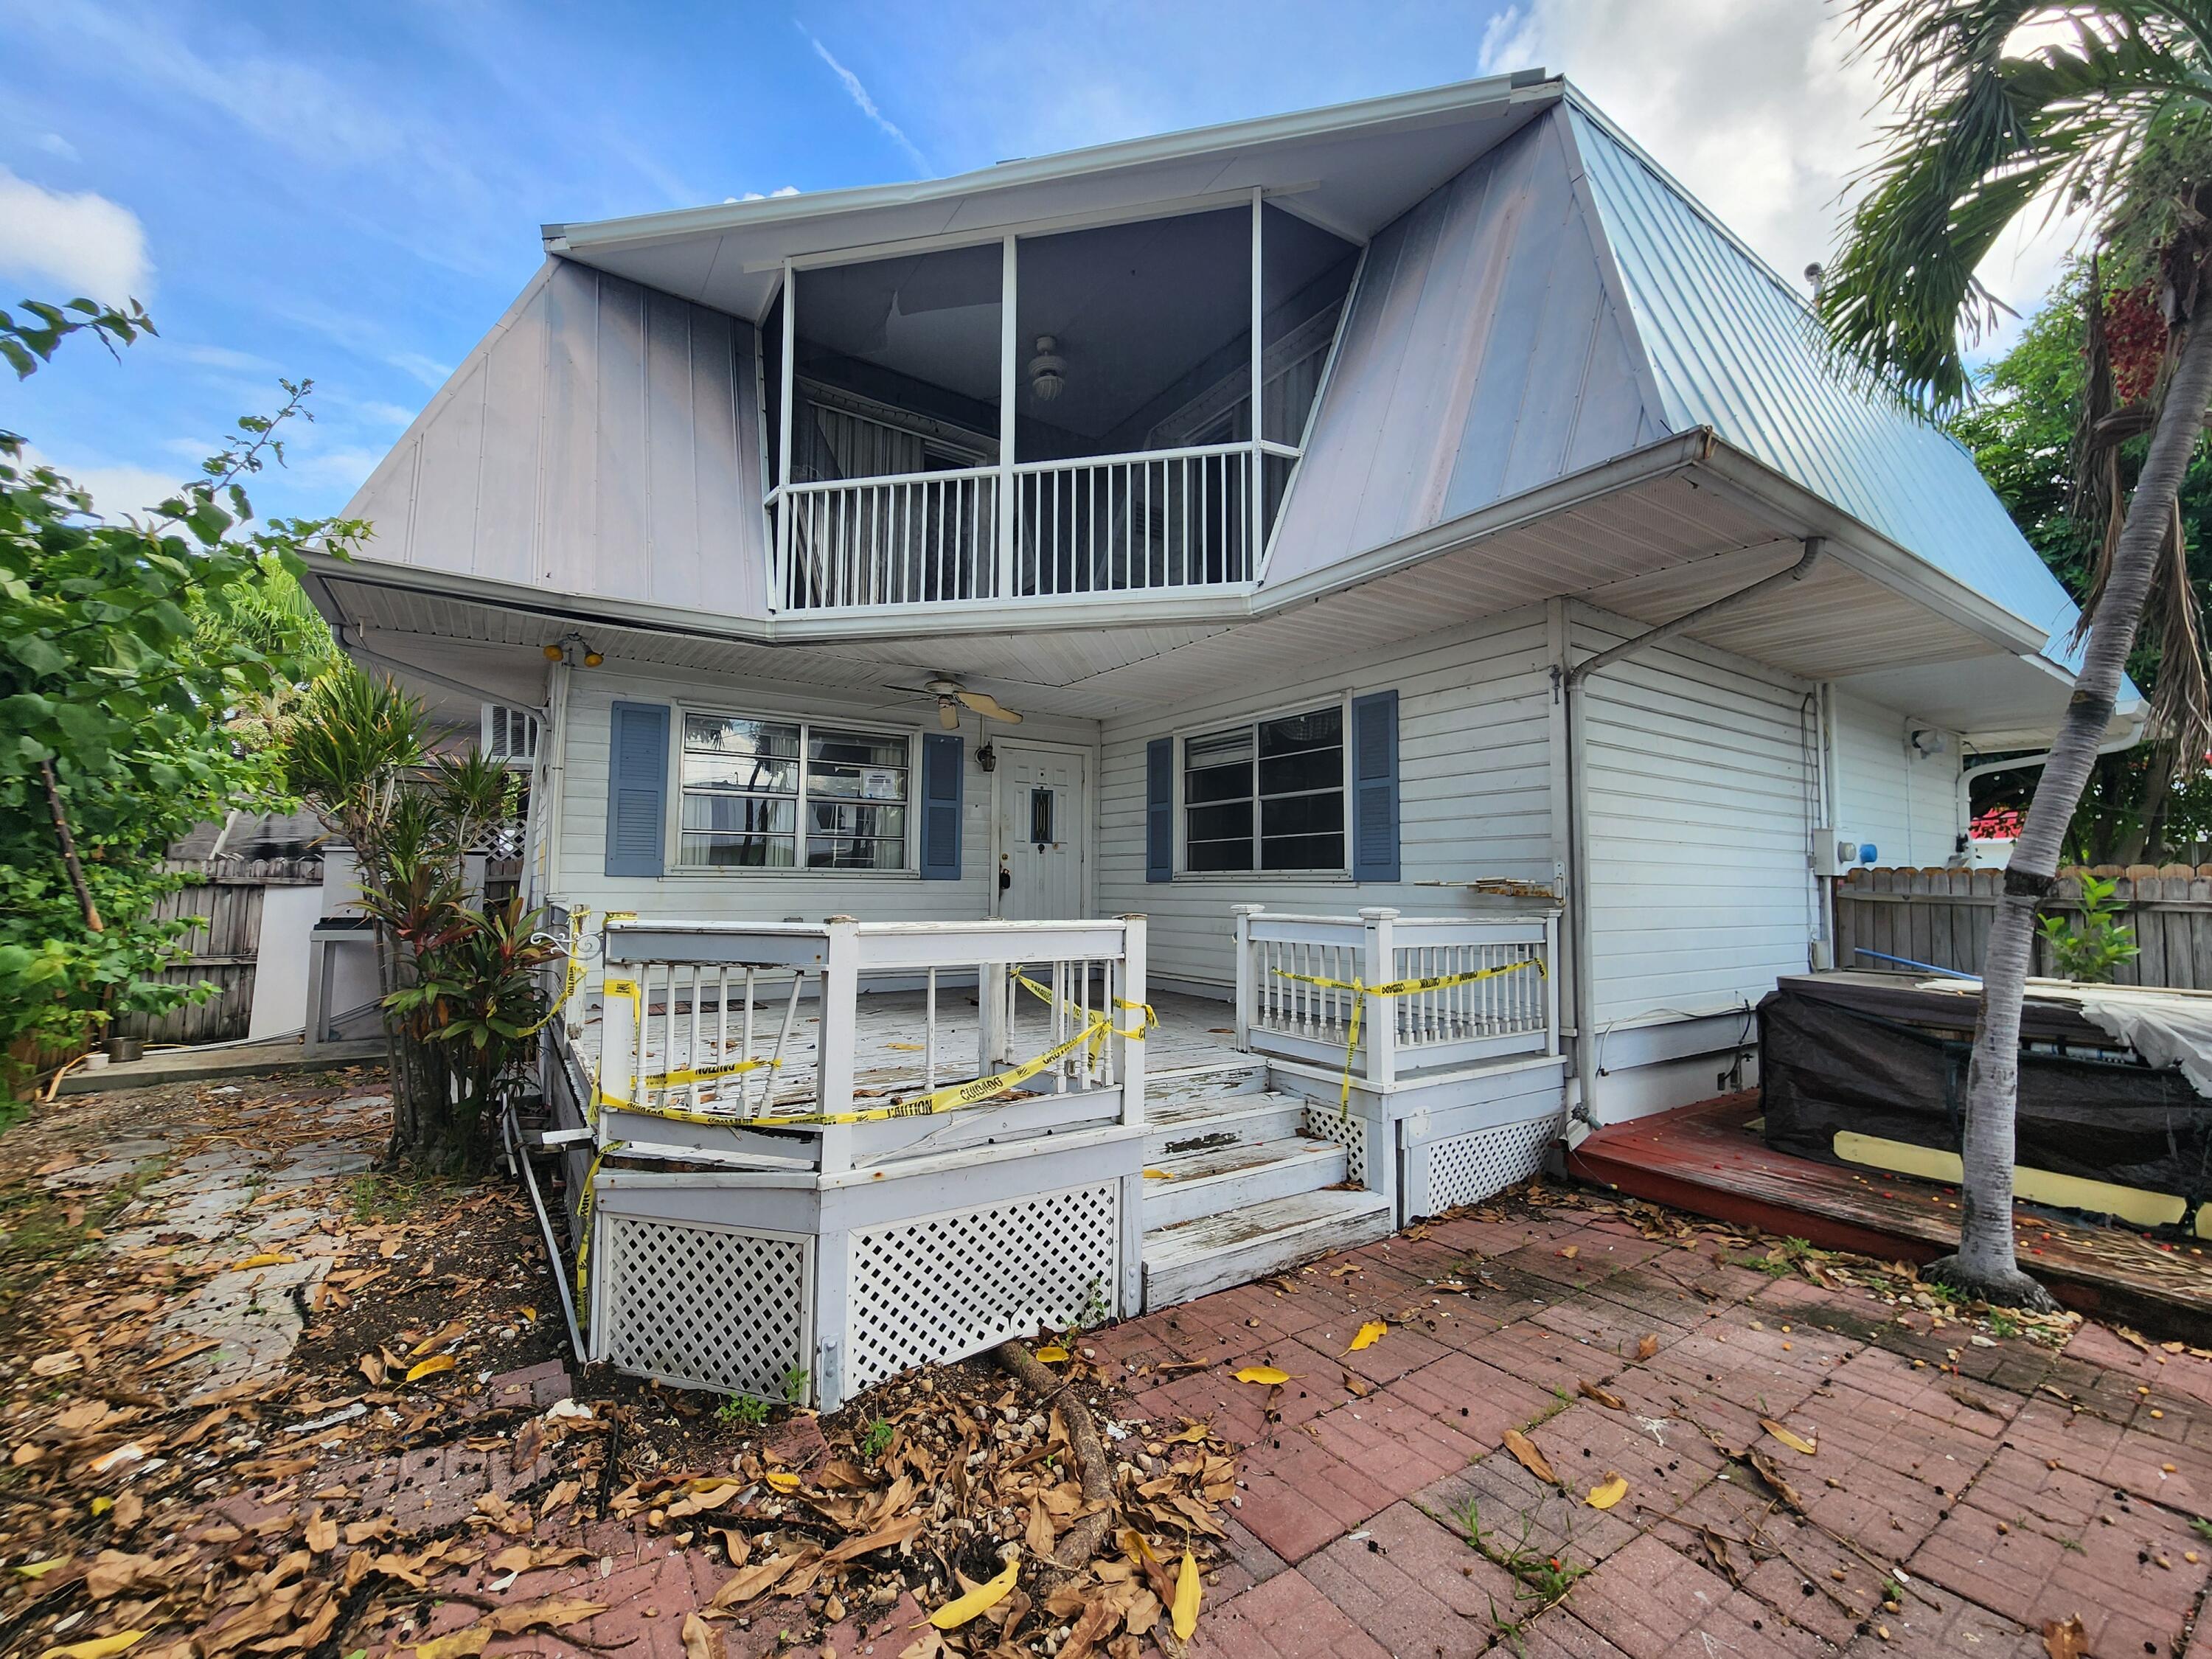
[771,442,1273,615]
[1232,905,1559,1086]
[589,916,1147,1174]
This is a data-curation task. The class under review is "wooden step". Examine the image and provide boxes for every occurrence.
[1141,1135,1345,1228]
[1144,1093,1306,1162]
[1141,1187,1392,1310]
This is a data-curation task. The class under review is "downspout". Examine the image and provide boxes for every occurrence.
[1560,537,1825,1130]
[535,658,572,909]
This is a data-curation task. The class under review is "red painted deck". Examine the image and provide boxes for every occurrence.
[1567,1091,2212,1342]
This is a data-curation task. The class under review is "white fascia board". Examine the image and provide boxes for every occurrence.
[546,75,1558,258]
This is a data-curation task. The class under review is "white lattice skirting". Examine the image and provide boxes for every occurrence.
[598,1214,813,1397]
[1416,1113,1560,1214]
[845,1180,1121,1396]
[1301,1104,1367,1185]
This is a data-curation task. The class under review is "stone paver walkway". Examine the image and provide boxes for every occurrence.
[1086,1205,2212,1658]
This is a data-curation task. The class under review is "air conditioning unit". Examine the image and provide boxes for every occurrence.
[481,703,540,766]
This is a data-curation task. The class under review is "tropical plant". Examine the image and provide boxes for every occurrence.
[2037,872,2143,978]
[283,665,554,1169]
[0,297,352,1094]
[1819,0,2212,1307]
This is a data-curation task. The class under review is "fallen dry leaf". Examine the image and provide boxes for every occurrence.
[37,1634,147,1659]
[403,1354,455,1384]
[930,1555,1019,1629]
[1503,1428,1559,1487]
[1587,1473,1629,1509]
[2042,1613,2087,1659]
[1348,1320,1386,1352]
[1173,1548,1203,1641]
[1233,1366,1291,1385]
[1761,1417,1818,1456]
[1634,1333,1660,1361]
[681,1611,717,1659]
[1578,1380,1624,1411]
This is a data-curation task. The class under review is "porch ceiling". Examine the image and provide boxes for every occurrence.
[310,452,2066,740]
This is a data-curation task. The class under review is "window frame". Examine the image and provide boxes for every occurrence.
[670,703,920,877]
[1175,693,1352,880]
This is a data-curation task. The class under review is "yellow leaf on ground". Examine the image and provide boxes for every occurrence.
[1232,1366,1291,1386]
[929,1555,1019,1630]
[404,1354,455,1383]
[1165,1422,1211,1443]
[1348,1321,1386,1352]
[1761,1418,1818,1456]
[763,1470,801,1492]
[1502,1428,1560,1487]
[1142,1169,1175,1180]
[38,1635,147,1659]
[1033,1345,1069,1363]
[232,1253,293,1270]
[15,1559,63,1579]
[1634,1333,1660,1361]
[1587,1473,1629,1509]
[1172,1548,1202,1640]
[413,1626,490,1659]
[887,1042,926,1051]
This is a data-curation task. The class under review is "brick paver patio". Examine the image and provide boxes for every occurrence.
[1084,1203,2212,1658]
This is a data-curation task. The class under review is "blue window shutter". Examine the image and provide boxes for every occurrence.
[1146,737,1173,883]
[1351,691,1399,883]
[604,702,669,878]
[920,732,962,880]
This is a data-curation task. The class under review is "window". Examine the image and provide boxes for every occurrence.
[481,703,539,766]
[679,714,911,871]
[1183,703,1345,873]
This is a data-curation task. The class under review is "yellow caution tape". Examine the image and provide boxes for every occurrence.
[571,1138,622,1309]
[1010,970,1155,1041]
[1271,957,1547,1115]
[517,906,591,1039]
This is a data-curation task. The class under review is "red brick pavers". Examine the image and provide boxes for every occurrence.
[1104,1206,2212,1656]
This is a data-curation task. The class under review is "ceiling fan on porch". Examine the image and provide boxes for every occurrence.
[889,674,1025,730]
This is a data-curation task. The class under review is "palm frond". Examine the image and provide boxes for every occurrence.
[1823,1,2212,412]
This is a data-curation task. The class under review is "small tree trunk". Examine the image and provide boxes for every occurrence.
[40,758,102,934]
[1933,316,2212,1308]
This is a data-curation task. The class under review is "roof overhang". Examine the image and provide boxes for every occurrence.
[543,74,1562,322]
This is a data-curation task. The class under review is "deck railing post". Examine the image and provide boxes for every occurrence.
[599,958,636,1124]
[1231,904,1264,1054]
[1360,907,1398,1089]
[1543,911,1562,1058]
[817,917,860,1177]
[978,959,1008,1071]
[1116,916,1147,1132]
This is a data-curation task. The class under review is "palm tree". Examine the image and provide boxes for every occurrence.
[1820,1,2212,1308]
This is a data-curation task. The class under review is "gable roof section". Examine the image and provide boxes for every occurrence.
[1561,97,2084,664]
[1260,105,1667,587]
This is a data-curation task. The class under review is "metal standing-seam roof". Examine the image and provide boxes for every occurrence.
[1563,94,2086,669]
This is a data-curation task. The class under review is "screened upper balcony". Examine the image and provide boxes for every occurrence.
[762,200,1358,615]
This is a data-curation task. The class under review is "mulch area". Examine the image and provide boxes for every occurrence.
[6,1076,2212,1658]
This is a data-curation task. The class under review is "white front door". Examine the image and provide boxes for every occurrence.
[995,745,1088,920]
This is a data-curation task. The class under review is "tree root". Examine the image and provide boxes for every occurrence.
[1920,1253,2060,1313]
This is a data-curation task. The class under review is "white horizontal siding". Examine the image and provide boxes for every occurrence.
[1096,611,1559,991]
[553,667,1093,925]
[1830,693,1961,869]
[1577,613,1815,1028]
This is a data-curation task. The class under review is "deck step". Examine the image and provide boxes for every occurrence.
[1144,1091,1306,1162]
[1141,1187,1393,1310]
[1141,1135,1345,1228]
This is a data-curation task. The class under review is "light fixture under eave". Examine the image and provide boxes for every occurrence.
[1027,335,1065,403]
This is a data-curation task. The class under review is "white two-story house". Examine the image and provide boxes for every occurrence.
[306,73,2136,1406]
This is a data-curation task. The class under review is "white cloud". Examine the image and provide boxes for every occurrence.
[1481,0,2084,355]
[0,167,152,304]
[800,28,931,176]
[32,133,79,162]
[18,443,184,520]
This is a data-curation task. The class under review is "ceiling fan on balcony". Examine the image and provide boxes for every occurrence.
[889,674,1025,730]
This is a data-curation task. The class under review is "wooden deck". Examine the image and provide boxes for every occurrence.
[1568,1091,2212,1344]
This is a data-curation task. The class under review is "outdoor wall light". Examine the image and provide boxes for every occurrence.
[976,740,998,773]
[545,633,605,667]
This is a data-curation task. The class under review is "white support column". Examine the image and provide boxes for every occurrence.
[1543,911,1562,1059]
[598,967,636,1119]
[1116,916,1147,1131]
[997,234,1018,600]
[816,917,860,1176]
[1231,903,1265,1054]
[978,959,1009,1073]
[1248,189,1265,577]
[812,1230,849,1411]
[1360,906,1398,1090]
[776,262,796,611]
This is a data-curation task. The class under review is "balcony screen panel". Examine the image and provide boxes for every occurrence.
[791,243,1001,484]
[763,288,785,489]
[1259,205,1357,450]
[1014,207,1252,460]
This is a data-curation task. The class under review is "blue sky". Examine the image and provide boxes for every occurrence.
[0,1,2078,527]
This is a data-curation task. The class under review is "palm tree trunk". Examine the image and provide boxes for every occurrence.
[1933,316,2212,1308]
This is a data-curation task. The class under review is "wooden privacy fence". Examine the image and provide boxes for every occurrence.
[1834,865,2212,990]
[112,858,322,1045]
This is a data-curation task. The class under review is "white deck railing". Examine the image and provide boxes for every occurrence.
[771,442,1268,614]
[1232,905,1559,1086]
[591,915,1147,1172]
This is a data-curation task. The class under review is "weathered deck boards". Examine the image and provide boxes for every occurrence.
[1568,1092,2212,1344]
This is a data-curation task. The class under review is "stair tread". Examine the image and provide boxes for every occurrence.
[1147,1136,1339,1186]
[1143,1186,1390,1268]
[1147,1089,1296,1129]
